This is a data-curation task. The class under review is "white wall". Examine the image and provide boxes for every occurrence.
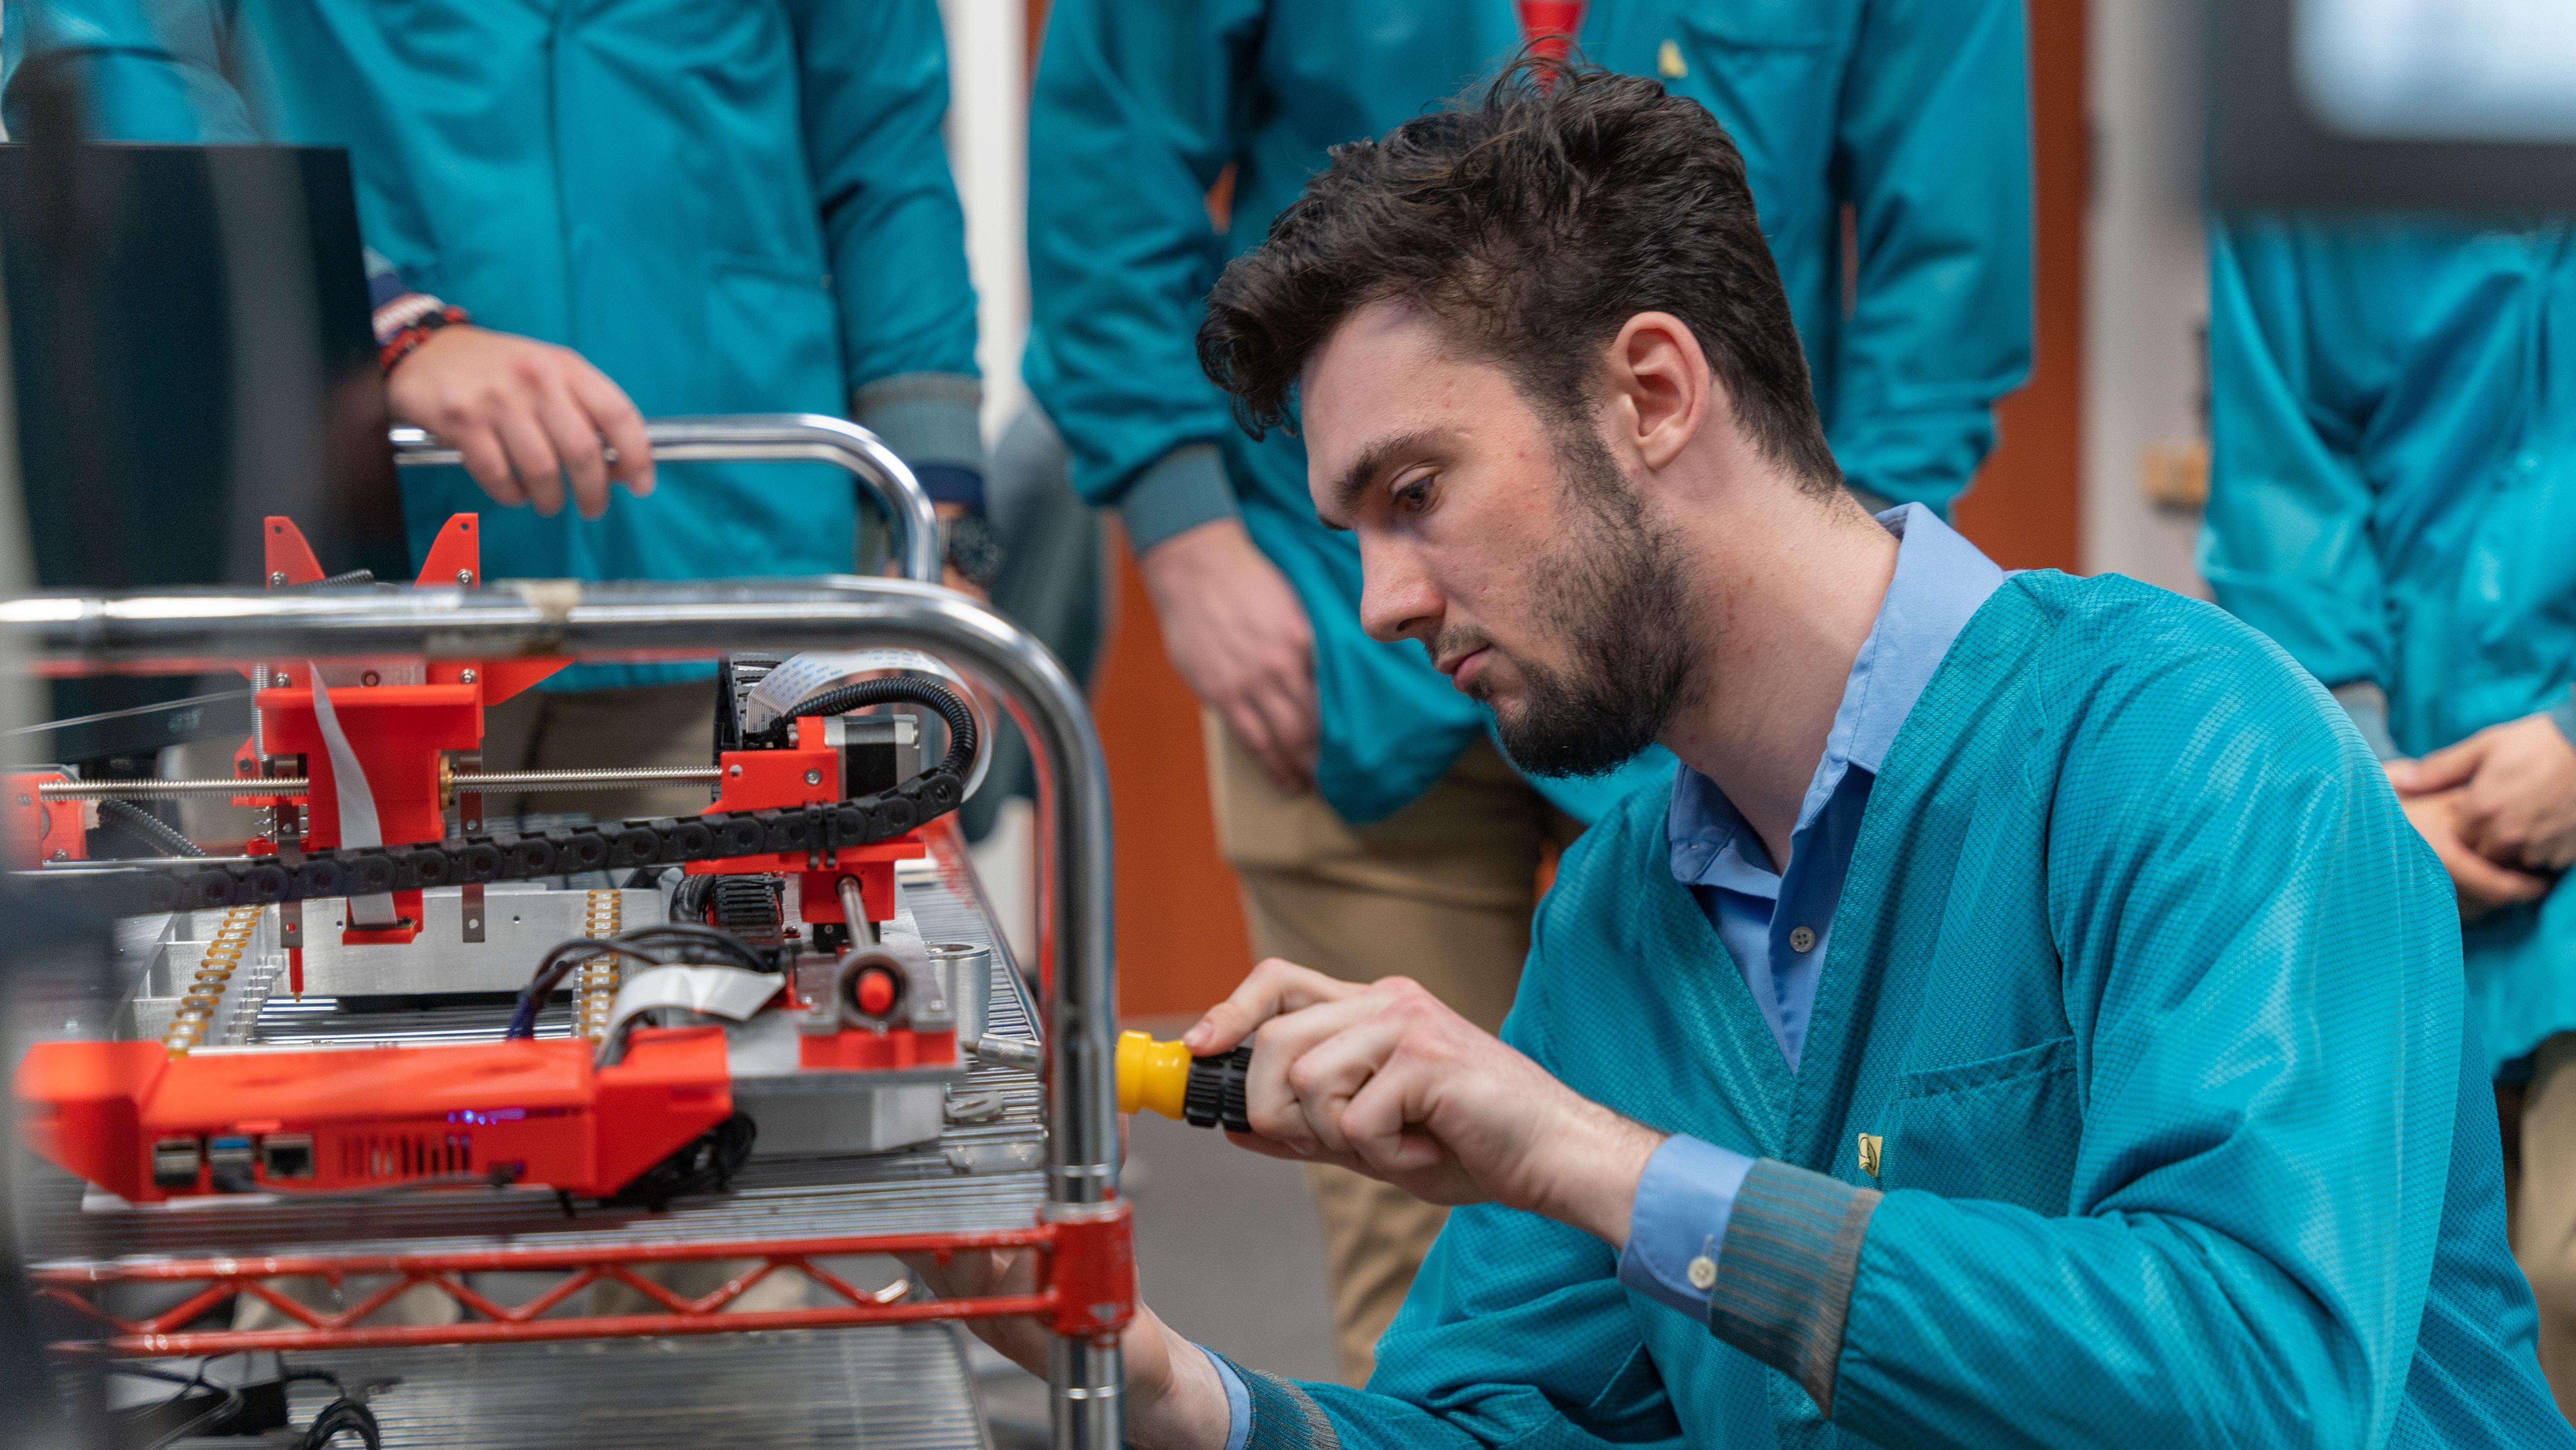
[939,0,1032,446]
[2082,0,2209,595]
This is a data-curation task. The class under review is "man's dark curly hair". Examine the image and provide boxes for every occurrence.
[1198,56,1842,492]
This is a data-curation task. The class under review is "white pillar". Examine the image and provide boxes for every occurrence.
[940,0,1032,447]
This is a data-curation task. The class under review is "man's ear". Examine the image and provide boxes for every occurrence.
[1604,312,1711,473]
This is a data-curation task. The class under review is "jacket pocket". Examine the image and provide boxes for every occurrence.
[1677,0,1841,50]
[704,254,842,413]
[1877,1034,2081,1211]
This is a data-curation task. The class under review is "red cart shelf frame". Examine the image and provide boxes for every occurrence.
[4,416,1130,1449]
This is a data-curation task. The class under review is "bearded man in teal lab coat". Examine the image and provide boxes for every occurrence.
[5,0,993,822]
[2203,218,2576,1413]
[1027,0,2031,1380]
[929,64,2570,1448]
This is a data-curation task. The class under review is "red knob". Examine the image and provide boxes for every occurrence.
[853,967,898,1017]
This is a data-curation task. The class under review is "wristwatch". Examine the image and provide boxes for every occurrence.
[940,512,1004,589]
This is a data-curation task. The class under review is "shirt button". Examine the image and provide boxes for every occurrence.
[1789,925,1817,953]
[1687,1255,1718,1290]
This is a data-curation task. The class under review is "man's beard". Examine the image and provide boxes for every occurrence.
[1451,424,1698,778]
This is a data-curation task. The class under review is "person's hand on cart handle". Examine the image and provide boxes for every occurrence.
[386,324,656,520]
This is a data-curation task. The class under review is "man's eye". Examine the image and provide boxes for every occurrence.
[1393,476,1433,513]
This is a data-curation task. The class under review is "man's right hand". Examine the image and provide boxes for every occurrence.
[2393,776,2552,921]
[1138,519,1319,794]
[385,324,655,520]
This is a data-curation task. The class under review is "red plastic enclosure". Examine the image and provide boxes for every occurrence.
[12,1027,732,1203]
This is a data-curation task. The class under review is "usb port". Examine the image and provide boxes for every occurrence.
[206,1135,255,1191]
[261,1134,314,1181]
[150,1137,201,1191]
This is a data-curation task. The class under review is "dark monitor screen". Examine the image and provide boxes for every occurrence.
[2209,0,2576,213]
[0,142,406,591]
[0,142,408,723]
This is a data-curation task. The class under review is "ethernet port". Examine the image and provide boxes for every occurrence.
[261,1134,314,1181]
[150,1137,201,1191]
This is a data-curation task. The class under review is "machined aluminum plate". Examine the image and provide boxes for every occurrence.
[295,884,666,997]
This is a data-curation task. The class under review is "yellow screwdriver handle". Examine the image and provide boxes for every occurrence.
[1118,1030,1194,1120]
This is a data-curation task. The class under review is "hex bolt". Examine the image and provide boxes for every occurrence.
[805,769,823,785]
[459,668,478,684]
[267,571,287,587]
[456,569,475,585]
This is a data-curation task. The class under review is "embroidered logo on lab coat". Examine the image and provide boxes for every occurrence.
[1857,1132,1883,1179]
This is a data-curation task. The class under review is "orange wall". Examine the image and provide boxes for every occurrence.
[1098,0,2088,1018]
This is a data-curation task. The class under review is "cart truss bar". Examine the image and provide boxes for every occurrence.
[34,1206,1131,1357]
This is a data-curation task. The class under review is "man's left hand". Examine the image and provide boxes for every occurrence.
[2394,713,2576,873]
[1184,959,1665,1247]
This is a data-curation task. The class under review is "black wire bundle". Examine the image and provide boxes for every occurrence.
[95,798,205,859]
[282,1368,388,1450]
[762,676,978,780]
[502,921,774,1040]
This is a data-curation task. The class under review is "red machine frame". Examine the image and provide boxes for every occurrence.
[31,1202,1135,1356]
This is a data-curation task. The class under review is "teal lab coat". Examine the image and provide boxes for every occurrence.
[1223,572,2567,1449]
[1026,0,2031,825]
[6,0,981,690]
[2202,220,2576,1076]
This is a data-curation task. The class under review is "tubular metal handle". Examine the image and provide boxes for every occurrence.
[388,413,944,585]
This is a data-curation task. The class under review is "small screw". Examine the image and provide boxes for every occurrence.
[804,769,822,786]
[459,668,478,684]
[465,917,480,930]
[456,569,474,586]
[48,849,67,861]
[361,670,381,687]
[728,765,743,778]
[464,820,480,832]
[268,571,287,587]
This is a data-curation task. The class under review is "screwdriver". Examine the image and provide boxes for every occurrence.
[1117,1030,1252,1132]
[962,1028,1254,1131]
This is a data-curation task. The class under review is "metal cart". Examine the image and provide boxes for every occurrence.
[2,418,1126,1447]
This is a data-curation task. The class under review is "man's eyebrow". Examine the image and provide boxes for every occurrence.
[1322,428,1445,529]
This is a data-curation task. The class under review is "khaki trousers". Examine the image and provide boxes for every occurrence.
[1206,714,1581,1385]
[2504,1033,2576,1422]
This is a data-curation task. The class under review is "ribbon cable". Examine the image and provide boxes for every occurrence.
[306,663,402,929]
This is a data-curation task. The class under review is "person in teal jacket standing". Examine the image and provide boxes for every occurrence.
[929,64,2571,1446]
[1026,0,2031,1380]
[2203,218,2576,1411]
[6,0,993,821]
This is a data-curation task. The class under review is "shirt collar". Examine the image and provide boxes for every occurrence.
[1666,503,2006,884]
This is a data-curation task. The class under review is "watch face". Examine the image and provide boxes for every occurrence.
[943,514,1004,588]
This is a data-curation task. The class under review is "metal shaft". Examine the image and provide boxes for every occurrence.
[39,766,721,800]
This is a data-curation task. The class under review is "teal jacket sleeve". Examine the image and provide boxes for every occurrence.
[1213,953,1683,1450]
[1826,0,2032,514]
[784,0,980,417]
[1021,0,1260,552]
[1712,602,2461,1448]
[2199,220,2392,695]
[2,0,256,141]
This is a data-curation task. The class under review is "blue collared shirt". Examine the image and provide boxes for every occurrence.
[1619,503,2006,1320]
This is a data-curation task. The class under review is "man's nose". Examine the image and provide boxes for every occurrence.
[1356,533,1440,644]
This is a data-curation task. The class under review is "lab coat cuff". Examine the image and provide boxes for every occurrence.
[1120,444,1240,556]
[1616,1135,1753,1320]
[1199,1343,1253,1450]
[2551,687,2576,750]
[1213,1352,1342,1450]
[2330,681,2402,761]
[1707,1158,1881,1417]
[851,372,987,475]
